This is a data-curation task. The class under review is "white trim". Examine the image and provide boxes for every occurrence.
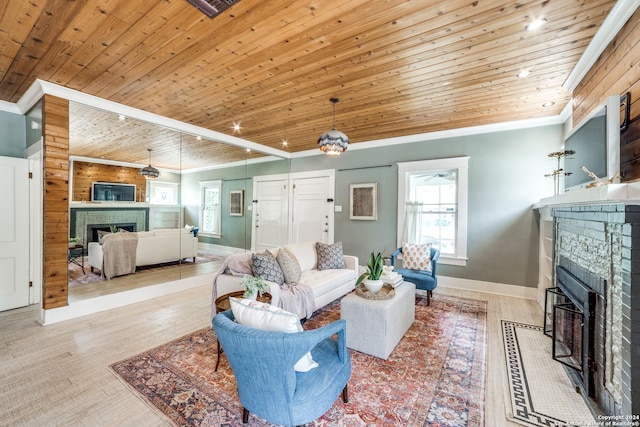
[0,100,21,114]
[27,139,43,306]
[564,0,640,92]
[437,276,537,300]
[397,157,469,266]
[18,79,290,159]
[290,114,564,158]
[39,275,213,325]
[199,180,222,238]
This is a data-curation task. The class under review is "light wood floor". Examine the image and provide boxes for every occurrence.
[0,285,543,426]
[69,256,223,301]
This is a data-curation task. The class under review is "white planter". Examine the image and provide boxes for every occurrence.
[364,279,384,293]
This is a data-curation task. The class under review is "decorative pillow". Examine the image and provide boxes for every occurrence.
[277,247,302,285]
[97,230,110,244]
[251,251,284,285]
[402,242,432,272]
[229,297,318,372]
[316,241,346,270]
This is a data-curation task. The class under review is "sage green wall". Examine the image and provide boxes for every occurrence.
[0,110,26,158]
[290,124,563,288]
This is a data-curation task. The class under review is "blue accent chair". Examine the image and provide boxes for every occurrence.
[390,246,440,305]
[212,310,351,426]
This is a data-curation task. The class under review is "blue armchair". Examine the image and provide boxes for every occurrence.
[390,246,440,305]
[212,310,351,426]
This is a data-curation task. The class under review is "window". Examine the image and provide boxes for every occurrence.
[397,157,468,266]
[148,181,179,205]
[199,180,222,237]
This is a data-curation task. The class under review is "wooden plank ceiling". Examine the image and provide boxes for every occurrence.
[0,0,618,170]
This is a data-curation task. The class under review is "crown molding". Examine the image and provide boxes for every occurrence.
[17,80,290,160]
[0,99,21,114]
[290,114,565,158]
[563,0,640,92]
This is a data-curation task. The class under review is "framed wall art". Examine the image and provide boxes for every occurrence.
[350,183,377,220]
[229,190,244,216]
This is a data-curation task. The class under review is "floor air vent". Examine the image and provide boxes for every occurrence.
[185,0,238,19]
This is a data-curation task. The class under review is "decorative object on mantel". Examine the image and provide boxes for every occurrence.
[139,148,160,180]
[355,282,395,299]
[317,97,349,155]
[545,150,575,195]
[356,251,385,293]
[581,166,621,188]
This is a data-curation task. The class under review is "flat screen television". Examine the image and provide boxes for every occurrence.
[563,95,620,191]
[91,182,136,202]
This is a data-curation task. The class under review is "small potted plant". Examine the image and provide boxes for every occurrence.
[356,252,384,293]
[68,236,81,248]
[241,275,270,299]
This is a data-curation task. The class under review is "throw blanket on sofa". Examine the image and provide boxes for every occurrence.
[211,252,316,320]
[101,232,138,280]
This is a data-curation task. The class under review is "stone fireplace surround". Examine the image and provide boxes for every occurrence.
[551,202,639,416]
[70,205,149,246]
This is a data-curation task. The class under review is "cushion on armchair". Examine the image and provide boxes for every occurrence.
[229,297,318,372]
[402,242,432,272]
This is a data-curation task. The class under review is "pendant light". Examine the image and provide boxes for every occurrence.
[139,148,160,179]
[317,97,349,155]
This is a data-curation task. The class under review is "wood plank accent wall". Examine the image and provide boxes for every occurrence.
[72,161,148,202]
[42,95,70,309]
[573,7,640,182]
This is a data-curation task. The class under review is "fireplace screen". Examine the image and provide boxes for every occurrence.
[552,300,583,372]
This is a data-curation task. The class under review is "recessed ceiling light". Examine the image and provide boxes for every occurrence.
[517,69,531,78]
[526,18,547,31]
[118,114,126,121]
[233,122,242,133]
[542,101,555,107]
[282,139,288,147]
[196,135,202,141]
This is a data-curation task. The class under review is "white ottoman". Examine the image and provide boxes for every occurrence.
[340,281,415,359]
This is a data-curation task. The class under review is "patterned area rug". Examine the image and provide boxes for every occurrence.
[110,294,487,426]
[501,320,595,427]
[68,253,222,287]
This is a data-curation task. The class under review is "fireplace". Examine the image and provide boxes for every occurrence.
[545,258,602,399]
[87,223,137,243]
[549,203,640,416]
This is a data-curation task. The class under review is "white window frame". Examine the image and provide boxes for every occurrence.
[148,181,179,205]
[199,180,222,238]
[397,157,469,266]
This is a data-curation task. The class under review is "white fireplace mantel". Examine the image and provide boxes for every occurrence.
[534,182,640,210]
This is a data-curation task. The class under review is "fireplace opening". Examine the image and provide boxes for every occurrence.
[545,259,602,401]
[553,299,584,373]
[87,223,137,243]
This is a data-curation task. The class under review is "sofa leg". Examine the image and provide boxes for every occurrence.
[192,256,196,263]
[342,384,349,403]
[427,290,432,306]
[242,407,249,423]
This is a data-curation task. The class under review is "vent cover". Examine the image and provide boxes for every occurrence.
[185,0,238,19]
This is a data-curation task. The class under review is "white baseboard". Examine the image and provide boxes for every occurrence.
[199,242,246,257]
[39,273,215,325]
[437,275,537,300]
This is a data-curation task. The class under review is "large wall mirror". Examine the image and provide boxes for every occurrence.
[66,102,290,303]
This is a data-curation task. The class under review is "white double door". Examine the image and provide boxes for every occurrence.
[252,170,335,251]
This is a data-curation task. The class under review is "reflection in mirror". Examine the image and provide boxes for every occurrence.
[66,102,283,303]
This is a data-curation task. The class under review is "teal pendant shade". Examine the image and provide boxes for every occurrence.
[139,149,160,179]
[318,98,349,155]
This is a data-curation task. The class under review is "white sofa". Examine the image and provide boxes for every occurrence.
[215,241,358,314]
[88,228,199,273]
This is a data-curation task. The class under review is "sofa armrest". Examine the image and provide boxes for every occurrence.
[87,241,103,270]
[343,255,358,276]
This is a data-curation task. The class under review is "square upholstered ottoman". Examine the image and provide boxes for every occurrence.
[340,281,415,359]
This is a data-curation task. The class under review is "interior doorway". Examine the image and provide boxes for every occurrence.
[252,169,335,251]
